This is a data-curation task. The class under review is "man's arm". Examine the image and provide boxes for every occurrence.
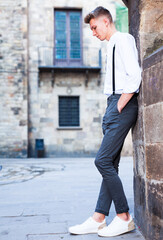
[117,93,135,113]
[117,34,142,97]
[116,34,142,113]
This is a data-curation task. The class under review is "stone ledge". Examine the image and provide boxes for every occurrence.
[57,127,82,130]
[143,46,163,70]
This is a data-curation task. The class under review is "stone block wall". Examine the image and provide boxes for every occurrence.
[0,0,28,157]
[126,0,163,239]
[28,0,132,157]
[0,0,132,157]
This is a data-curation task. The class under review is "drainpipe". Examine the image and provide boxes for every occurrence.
[27,0,30,157]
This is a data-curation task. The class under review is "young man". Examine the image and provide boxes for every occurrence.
[68,6,142,237]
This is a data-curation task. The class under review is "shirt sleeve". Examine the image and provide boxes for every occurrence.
[117,34,142,93]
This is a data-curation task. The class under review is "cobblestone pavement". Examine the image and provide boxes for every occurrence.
[0,157,145,240]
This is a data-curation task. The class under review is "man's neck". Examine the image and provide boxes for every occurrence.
[106,25,118,41]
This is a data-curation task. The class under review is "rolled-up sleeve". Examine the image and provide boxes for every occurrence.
[118,34,142,93]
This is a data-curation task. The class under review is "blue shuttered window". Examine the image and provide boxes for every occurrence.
[55,10,81,64]
[70,12,81,59]
[59,96,80,127]
[55,11,67,59]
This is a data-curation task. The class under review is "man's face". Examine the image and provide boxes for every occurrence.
[89,16,109,41]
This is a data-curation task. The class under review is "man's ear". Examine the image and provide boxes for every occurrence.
[104,17,110,27]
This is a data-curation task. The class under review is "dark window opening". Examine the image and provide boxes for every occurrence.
[59,96,80,127]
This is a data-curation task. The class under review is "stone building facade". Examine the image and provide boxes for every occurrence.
[0,0,132,158]
[123,0,163,239]
[1,0,162,238]
[0,0,28,157]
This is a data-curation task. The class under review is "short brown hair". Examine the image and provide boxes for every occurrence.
[84,6,113,24]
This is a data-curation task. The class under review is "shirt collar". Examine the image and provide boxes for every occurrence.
[108,31,120,42]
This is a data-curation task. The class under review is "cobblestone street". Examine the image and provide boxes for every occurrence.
[0,157,144,240]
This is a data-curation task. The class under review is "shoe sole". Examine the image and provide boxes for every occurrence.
[128,220,135,232]
[98,220,135,237]
[69,223,106,235]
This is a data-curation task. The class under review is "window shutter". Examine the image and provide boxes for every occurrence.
[69,12,81,59]
[55,11,67,59]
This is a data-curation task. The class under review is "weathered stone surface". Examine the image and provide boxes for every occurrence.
[132,101,146,178]
[143,47,163,69]
[40,118,53,123]
[0,215,49,226]
[93,115,101,123]
[143,48,163,106]
[144,103,163,144]
[135,177,163,240]
[134,174,147,237]
[139,0,163,58]
[19,120,27,126]
[134,174,146,215]
[133,142,145,177]
[146,181,163,240]
[132,105,144,142]
[146,143,163,181]
[147,181,163,220]
[0,0,28,158]
[145,39,163,58]
[131,0,163,239]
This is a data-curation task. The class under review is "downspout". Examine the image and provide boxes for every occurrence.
[27,0,30,157]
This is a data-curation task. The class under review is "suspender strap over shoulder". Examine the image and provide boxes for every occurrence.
[112,44,115,95]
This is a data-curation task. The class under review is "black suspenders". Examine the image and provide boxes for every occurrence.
[112,44,115,95]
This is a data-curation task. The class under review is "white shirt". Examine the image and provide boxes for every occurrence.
[104,31,142,96]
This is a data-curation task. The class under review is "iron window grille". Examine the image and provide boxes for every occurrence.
[59,96,80,127]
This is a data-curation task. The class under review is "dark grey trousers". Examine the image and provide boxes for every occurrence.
[94,94,138,216]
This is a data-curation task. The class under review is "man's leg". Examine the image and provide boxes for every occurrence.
[68,95,138,235]
[94,131,129,215]
[94,144,123,218]
[94,95,138,216]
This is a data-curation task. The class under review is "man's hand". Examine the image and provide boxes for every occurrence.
[117,93,135,113]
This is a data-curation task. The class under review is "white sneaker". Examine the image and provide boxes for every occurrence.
[98,215,135,237]
[68,217,106,235]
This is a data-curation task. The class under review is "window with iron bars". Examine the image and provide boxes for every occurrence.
[59,96,80,127]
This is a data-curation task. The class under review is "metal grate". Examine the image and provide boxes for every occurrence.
[59,96,79,127]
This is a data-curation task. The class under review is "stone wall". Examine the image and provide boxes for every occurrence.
[126,0,163,239]
[0,0,28,157]
[0,0,132,158]
[28,0,112,157]
[28,0,132,157]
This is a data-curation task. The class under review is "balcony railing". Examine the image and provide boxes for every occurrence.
[38,47,102,70]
